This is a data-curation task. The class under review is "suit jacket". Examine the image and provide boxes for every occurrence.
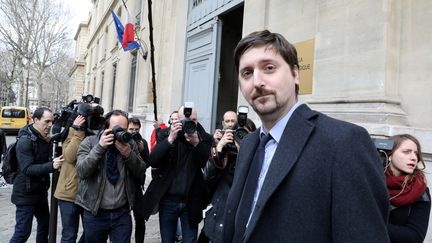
[222,104,390,243]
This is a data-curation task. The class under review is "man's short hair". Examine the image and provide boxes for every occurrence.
[32,107,52,120]
[104,110,128,129]
[128,117,141,128]
[234,30,300,95]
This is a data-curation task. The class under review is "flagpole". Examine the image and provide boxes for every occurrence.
[120,0,157,121]
[147,0,158,121]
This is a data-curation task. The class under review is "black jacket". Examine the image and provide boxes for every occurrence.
[141,123,212,225]
[203,151,237,242]
[12,125,54,205]
[388,188,431,243]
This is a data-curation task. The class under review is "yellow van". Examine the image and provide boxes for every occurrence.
[0,106,31,133]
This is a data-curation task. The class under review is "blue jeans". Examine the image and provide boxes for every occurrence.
[159,199,198,243]
[83,206,132,243]
[58,200,85,243]
[10,204,50,243]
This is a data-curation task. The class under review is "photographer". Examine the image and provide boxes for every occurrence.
[127,117,149,243]
[75,110,146,243]
[54,115,87,243]
[202,111,256,243]
[141,105,213,243]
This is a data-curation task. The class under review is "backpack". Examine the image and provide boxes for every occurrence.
[1,135,36,184]
[1,139,20,184]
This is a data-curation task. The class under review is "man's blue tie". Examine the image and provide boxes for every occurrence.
[234,133,273,242]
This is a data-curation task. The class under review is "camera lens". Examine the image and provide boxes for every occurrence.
[234,128,250,144]
[181,119,197,135]
[115,131,132,143]
[132,132,142,141]
[111,125,132,143]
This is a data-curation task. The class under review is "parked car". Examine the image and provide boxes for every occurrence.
[0,106,31,134]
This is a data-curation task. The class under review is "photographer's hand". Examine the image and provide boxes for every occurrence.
[72,115,86,129]
[217,129,233,152]
[213,129,223,143]
[168,121,182,144]
[99,129,114,148]
[137,140,145,152]
[53,155,64,170]
[185,131,200,147]
[115,141,132,159]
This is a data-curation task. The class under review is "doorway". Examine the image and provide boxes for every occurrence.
[214,5,244,129]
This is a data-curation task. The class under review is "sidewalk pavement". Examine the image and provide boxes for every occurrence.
[0,174,161,242]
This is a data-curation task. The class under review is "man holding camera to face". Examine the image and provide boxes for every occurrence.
[141,104,213,243]
[201,109,255,242]
[127,117,150,243]
[75,110,146,243]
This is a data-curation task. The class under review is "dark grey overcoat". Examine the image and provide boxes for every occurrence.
[222,104,390,243]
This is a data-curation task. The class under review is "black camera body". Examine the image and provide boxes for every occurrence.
[110,125,132,144]
[132,132,142,142]
[181,102,197,135]
[53,94,104,133]
[221,106,250,152]
[372,138,394,168]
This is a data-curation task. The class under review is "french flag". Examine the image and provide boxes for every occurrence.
[122,13,135,49]
[111,11,140,51]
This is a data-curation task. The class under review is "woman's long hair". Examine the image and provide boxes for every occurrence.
[388,134,426,184]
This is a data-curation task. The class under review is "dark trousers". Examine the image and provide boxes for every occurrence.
[83,207,132,243]
[58,200,85,243]
[10,203,50,243]
[134,216,146,243]
[159,199,198,243]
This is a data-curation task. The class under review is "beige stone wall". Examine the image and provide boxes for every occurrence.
[240,0,432,149]
[241,1,432,239]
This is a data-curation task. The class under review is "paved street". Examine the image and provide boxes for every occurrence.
[1,135,162,242]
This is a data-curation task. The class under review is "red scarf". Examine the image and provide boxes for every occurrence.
[386,170,426,207]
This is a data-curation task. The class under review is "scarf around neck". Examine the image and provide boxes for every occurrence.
[386,169,426,207]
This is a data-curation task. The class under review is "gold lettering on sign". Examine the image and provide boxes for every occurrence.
[294,39,315,95]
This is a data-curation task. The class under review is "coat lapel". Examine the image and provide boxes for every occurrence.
[230,131,260,211]
[244,105,318,241]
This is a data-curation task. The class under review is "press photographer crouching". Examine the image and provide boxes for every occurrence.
[201,107,256,243]
[75,110,146,242]
[53,96,105,242]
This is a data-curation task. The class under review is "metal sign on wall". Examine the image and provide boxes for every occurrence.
[294,39,315,95]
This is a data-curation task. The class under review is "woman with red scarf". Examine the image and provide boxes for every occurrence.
[386,134,431,243]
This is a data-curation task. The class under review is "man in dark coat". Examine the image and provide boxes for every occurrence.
[10,107,64,242]
[142,106,212,243]
[221,30,390,243]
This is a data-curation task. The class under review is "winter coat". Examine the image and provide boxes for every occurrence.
[54,127,85,202]
[12,125,54,205]
[75,133,146,215]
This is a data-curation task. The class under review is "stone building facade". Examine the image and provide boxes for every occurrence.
[71,0,432,237]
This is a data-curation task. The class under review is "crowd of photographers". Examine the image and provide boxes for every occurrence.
[5,91,259,243]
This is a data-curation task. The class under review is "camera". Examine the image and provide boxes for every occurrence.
[132,132,142,142]
[110,125,132,144]
[181,102,197,135]
[372,138,394,168]
[52,93,105,142]
[82,93,100,104]
[221,106,251,151]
